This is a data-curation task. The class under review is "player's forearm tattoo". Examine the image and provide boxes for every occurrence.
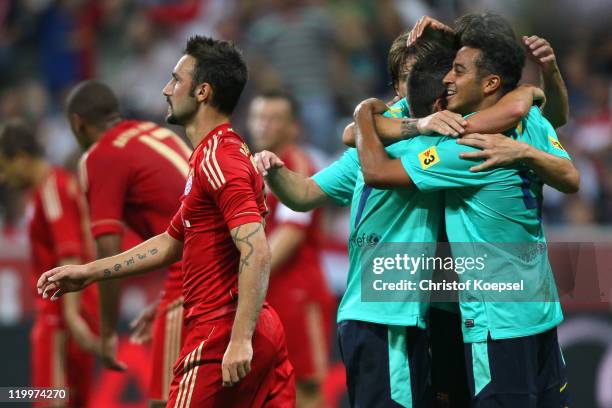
[231,224,262,274]
[101,247,159,278]
[400,118,419,138]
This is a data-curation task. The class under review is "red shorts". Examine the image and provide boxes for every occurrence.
[31,316,95,408]
[267,288,333,381]
[167,304,295,407]
[149,296,185,401]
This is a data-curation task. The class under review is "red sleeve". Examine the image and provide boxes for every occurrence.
[81,146,130,238]
[166,206,185,241]
[41,173,84,260]
[200,139,263,230]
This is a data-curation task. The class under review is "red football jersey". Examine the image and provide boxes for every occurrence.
[29,167,98,326]
[79,120,190,296]
[167,123,267,322]
[265,145,331,302]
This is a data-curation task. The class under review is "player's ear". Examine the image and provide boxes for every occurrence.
[433,97,445,112]
[195,82,212,104]
[482,74,501,95]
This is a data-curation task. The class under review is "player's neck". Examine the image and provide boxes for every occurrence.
[30,159,52,188]
[185,109,230,147]
[472,93,502,113]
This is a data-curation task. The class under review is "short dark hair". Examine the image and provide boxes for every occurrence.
[454,12,516,42]
[185,36,248,115]
[66,81,121,127]
[455,13,525,94]
[388,29,458,90]
[256,89,300,119]
[0,120,43,159]
[408,46,456,117]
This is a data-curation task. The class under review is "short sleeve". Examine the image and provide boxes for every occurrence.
[81,147,130,238]
[524,107,572,161]
[311,148,359,206]
[166,206,184,241]
[383,98,411,119]
[400,137,497,192]
[202,140,263,230]
[41,174,83,259]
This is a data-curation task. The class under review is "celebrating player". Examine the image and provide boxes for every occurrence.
[248,90,334,408]
[38,36,295,407]
[65,80,190,407]
[0,121,100,407]
[352,17,577,406]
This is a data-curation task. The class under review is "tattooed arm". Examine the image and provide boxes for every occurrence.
[37,232,182,300]
[343,112,466,147]
[222,222,271,387]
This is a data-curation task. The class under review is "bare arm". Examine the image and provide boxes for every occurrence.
[523,35,569,128]
[343,85,543,147]
[256,151,329,212]
[463,85,545,134]
[354,99,414,188]
[458,133,579,193]
[269,225,307,273]
[222,222,270,387]
[37,232,182,299]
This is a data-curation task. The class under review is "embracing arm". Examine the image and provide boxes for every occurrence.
[463,85,544,134]
[344,85,542,147]
[354,99,413,188]
[523,35,569,128]
[458,134,579,193]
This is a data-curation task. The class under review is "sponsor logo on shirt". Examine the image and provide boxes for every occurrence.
[418,146,440,170]
[349,232,381,248]
[548,136,566,151]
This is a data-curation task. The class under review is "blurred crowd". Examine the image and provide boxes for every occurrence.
[0,0,611,229]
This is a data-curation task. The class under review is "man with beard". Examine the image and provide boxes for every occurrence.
[39,36,295,407]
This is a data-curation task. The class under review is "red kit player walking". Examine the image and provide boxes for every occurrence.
[0,122,100,407]
[248,91,334,408]
[65,81,190,407]
[38,36,295,407]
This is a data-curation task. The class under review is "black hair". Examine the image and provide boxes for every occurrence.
[185,36,248,115]
[0,120,43,159]
[66,80,121,127]
[455,13,526,94]
[256,89,301,119]
[388,28,458,90]
[408,46,457,117]
[454,12,516,41]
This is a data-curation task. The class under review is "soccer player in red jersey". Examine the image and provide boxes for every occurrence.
[248,90,333,408]
[38,36,296,407]
[65,80,190,407]
[0,121,100,407]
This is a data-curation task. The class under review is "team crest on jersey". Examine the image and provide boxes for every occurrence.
[184,174,193,195]
[418,146,440,170]
[548,136,565,151]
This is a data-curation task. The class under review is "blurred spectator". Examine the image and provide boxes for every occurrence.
[245,0,339,153]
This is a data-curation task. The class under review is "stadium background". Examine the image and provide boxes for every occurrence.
[0,0,610,407]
